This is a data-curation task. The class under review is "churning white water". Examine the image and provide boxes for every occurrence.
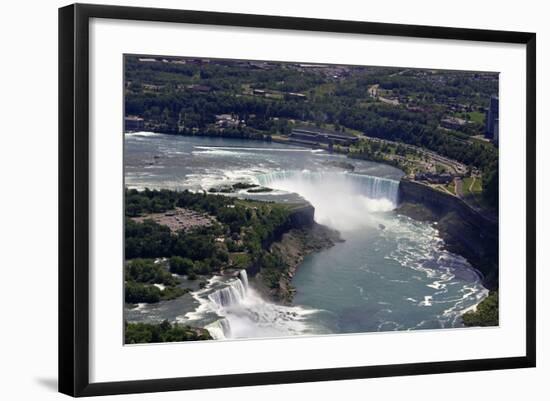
[256,170,400,231]
[188,270,325,340]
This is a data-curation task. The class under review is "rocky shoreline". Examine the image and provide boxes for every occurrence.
[397,180,499,290]
[253,223,343,304]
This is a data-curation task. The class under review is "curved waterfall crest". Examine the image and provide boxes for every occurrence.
[207,270,249,309]
[254,170,400,206]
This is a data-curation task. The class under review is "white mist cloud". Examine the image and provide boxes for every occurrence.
[261,171,398,232]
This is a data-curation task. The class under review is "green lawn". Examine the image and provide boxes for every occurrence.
[445,182,456,195]
[467,111,485,124]
[462,177,482,196]
[452,111,485,124]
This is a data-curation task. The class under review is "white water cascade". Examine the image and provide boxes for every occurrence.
[200,270,322,340]
[207,274,248,309]
[256,170,399,204]
[255,170,400,231]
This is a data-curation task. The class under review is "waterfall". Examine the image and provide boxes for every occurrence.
[254,170,400,231]
[351,174,400,205]
[200,269,319,339]
[207,270,249,309]
[239,269,249,290]
[255,170,400,206]
[204,270,249,338]
[205,318,232,340]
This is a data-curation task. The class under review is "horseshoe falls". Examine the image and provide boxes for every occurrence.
[255,170,400,231]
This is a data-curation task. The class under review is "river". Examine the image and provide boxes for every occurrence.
[124,132,488,339]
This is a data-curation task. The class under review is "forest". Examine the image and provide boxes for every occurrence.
[462,291,499,327]
[124,189,292,304]
[125,320,212,343]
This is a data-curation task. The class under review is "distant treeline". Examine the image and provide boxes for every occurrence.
[125,57,499,209]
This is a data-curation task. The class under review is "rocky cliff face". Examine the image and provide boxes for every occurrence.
[246,201,317,279]
[253,224,342,304]
[260,202,315,249]
[251,201,341,303]
[397,179,499,289]
[287,203,315,228]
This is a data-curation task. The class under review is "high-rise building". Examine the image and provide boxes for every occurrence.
[485,95,499,143]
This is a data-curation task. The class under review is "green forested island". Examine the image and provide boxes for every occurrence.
[124,188,333,308]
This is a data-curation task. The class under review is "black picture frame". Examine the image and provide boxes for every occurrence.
[59,3,536,397]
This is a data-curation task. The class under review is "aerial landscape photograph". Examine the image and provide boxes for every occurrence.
[123,55,499,344]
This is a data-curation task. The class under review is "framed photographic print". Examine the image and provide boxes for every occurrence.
[58,3,536,397]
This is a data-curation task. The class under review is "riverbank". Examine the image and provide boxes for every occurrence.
[462,291,499,326]
[397,179,498,290]
[253,223,343,304]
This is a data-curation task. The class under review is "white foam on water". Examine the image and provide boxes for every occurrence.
[194,145,323,153]
[204,319,231,340]
[254,170,400,232]
[132,303,148,313]
[385,214,488,326]
[183,270,326,339]
[125,131,161,137]
[192,149,253,157]
[420,296,433,306]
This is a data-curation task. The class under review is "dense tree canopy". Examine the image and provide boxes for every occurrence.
[462,291,499,327]
[124,258,188,304]
[125,320,212,343]
[125,189,292,290]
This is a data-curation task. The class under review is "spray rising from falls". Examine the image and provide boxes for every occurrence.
[201,270,323,340]
[255,170,400,231]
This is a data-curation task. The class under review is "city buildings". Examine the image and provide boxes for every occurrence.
[485,95,499,143]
